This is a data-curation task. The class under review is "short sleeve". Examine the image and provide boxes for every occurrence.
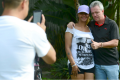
[65,27,73,34]
[32,24,51,57]
[110,21,120,40]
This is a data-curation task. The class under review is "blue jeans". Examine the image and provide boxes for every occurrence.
[95,64,119,80]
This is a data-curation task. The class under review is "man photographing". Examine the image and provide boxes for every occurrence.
[0,0,56,80]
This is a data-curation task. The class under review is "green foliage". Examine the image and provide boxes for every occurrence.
[100,0,118,20]
[62,0,75,9]
[42,77,52,80]
[28,0,77,26]
[51,57,70,79]
[28,0,78,59]
[46,25,66,58]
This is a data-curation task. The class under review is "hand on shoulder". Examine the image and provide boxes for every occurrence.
[67,22,75,29]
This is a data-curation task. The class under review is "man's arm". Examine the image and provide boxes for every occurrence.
[28,14,56,64]
[91,39,119,49]
[35,14,56,64]
[101,39,119,48]
[91,21,119,49]
[42,42,56,64]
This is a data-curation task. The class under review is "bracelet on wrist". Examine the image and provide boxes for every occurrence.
[72,64,76,67]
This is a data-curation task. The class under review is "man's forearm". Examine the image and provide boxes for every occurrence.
[100,39,119,48]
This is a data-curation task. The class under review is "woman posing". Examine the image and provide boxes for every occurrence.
[65,5,94,80]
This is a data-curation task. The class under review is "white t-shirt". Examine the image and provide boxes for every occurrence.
[66,27,94,69]
[0,16,50,80]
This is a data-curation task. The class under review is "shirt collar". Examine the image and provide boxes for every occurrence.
[95,15,106,27]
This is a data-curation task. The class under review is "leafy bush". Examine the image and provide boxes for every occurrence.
[42,77,52,80]
[51,57,70,79]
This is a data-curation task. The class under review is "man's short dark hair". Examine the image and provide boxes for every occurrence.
[3,0,22,8]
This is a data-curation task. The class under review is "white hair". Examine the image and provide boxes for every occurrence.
[90,1,104,10]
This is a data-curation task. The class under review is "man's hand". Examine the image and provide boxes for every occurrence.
[91,39,101,49]
[37,14,46,31]
[28,16,33,22]
[67,22,75,29]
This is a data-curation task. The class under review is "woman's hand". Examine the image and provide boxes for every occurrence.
[71,65,80,77]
